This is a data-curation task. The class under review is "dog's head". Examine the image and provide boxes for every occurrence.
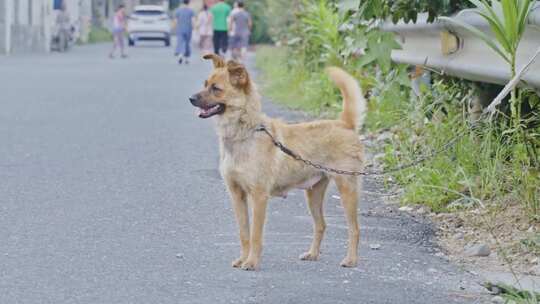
[189,54,253,119]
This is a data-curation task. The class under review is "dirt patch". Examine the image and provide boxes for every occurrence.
[434,198,540,276]
[363,133,540,278]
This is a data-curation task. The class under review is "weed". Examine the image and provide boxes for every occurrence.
[88,26,112,44]
[486,283,540,303]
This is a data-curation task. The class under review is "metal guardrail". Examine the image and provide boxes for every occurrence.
[381,3,540,88]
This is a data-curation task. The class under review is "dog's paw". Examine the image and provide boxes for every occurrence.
[299,252,319,261]
[241,259,259,271]
[339,257,358,268]
[231,257,245,268]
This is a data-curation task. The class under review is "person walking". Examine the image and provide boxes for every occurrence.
[210,0,232,56]
[230,1,252,62]
[196,4,213,55]
[227,2,240,55]
[174,0,195,64]
[109,4,127,59]
[56,3,71,52]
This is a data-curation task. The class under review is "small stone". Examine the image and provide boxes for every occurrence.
[531,257,539,265]
[369,243,381,250]
[373,153,386,162]
[343,280,350,284]
[399,206,414,212]
[453,232,465,240]
[332,195,341,200]
[416,207,427,215]
[528,264,540,276]
[376,132,393,142]
[465,244,491,257]
[491,296,504,304]
[175,253,184,259]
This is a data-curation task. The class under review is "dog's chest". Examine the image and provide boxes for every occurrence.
[220,140,259,178]
[220,137,327,198]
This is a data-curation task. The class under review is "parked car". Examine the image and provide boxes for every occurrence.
[127,5,171,47]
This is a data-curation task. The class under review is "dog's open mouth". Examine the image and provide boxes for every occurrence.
[197,103,225,119]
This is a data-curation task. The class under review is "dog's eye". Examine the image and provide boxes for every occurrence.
[211,84,222,93]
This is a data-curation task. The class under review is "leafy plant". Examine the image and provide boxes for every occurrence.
[241,0,273,43]
[290,0,345,68]
[339,0,473,23]
[87,26,112,44]
[439,0,536,129]
[491,283,540,304]
[258,0,406,115]
[264,0,301,42]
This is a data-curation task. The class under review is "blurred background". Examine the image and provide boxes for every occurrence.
[0,0,272,54]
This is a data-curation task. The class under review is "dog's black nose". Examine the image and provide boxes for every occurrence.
[189,95,198,106]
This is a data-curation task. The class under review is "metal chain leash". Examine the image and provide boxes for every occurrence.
[255,124,471,176]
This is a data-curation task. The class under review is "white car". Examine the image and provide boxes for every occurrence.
[127,5,171,47]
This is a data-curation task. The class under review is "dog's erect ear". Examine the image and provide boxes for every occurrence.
[203,54,225,68]
[227,61,250,92]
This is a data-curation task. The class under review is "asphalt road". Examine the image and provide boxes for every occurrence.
[0,42,486,304]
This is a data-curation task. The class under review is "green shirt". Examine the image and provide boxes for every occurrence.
[210,2,231,31]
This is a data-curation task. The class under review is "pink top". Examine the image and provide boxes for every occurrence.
[113,11,125,31]
[197,10,213,36]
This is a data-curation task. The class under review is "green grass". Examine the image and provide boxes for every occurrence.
[486,283,540,304]
[255,46,342,116]
[378,81,539,217]
[88,26,113,44]
[386,121,512,211]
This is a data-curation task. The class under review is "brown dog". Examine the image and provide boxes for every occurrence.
[189,54,366,270]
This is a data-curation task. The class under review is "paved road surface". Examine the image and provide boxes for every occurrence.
[0,43,486,303]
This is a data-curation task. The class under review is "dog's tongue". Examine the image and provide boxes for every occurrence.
[198,108,211,118]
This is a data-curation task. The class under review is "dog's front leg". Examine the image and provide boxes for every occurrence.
[226,179,250,268]
[241,191,269,271]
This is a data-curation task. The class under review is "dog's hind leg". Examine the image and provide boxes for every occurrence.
[335,175,360,268]
[300,176,330,261]
[225,179,250,268]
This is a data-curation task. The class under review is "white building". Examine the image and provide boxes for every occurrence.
[0,0,92,55]
[0,0,173,54]
[0,0,53,54]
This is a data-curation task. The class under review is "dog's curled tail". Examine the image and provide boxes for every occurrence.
[326,67,366,131]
